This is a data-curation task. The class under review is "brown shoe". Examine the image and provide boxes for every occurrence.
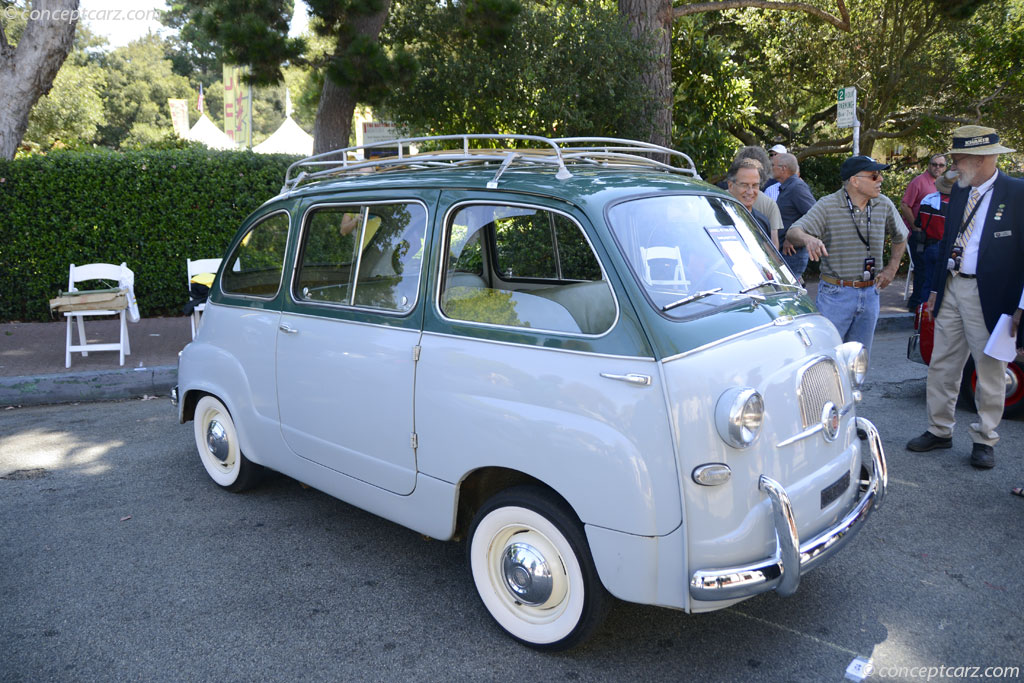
[906,431,952,452]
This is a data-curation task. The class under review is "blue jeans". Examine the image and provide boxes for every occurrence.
[907,231,939,307]
[782,246,809,281]
[816,281,880,364]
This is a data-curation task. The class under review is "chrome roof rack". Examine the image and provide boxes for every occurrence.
[281,134,700,192]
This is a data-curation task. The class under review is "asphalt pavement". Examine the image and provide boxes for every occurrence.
[0,276,917,407]
[1,326,1022,682]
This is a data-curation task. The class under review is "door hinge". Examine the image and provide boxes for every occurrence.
[410,432,418,449]
[413,345,421,361]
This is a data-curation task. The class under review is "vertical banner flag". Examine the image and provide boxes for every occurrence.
[223,65,251,146]
[168,99,189,138]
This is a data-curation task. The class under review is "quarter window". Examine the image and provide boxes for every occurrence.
[295,202,426,313]
[221,212,290,298]
[441,204,615,335]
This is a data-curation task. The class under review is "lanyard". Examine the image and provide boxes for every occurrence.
[844,192,871,253]
[955,187,992,239]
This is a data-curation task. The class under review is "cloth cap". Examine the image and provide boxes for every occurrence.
[948,125,1015,155]
[768,144,788,154]
[840,155,891,180]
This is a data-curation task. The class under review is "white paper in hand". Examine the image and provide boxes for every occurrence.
[984,313,1017,362]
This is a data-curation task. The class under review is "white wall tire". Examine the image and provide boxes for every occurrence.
[193,395,261,492]
[468,487,609,650]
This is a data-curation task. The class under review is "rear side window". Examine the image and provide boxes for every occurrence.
[441,203,615,335]
[221,212,290,298]
[295,202,427,313]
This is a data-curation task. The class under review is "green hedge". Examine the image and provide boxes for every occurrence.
[0,148,298,322]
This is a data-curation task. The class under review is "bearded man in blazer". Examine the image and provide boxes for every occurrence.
[906,125,1024,468]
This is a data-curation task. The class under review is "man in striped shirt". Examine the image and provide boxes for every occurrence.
[784,155,908,364]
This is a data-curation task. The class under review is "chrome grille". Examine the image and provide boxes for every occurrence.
[798,358,844,428]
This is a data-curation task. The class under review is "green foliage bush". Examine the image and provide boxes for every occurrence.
[0,148,297,322]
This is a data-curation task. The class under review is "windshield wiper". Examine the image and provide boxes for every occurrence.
[740,280,805,294]
[662,288,764,312]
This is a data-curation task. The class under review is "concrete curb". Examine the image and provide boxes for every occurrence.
[0,366,176,407]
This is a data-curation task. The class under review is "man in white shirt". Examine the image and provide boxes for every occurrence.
[906,125,1024,469]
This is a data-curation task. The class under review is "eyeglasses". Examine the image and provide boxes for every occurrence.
[854,172,883,181]
[929,161,947,168]
[730,181,759,192]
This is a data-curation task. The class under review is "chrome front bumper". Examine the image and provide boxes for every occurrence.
[689,417,887,602]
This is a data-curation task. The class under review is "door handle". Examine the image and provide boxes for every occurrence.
[279,323,298,334]
[599,372,651,386]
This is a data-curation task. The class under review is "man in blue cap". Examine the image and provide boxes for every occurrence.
[782,155,908,365]
[906,125,1024,469]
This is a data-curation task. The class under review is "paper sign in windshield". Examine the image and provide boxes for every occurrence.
[704,225,763,290]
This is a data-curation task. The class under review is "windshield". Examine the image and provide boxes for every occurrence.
[606,194,797,316]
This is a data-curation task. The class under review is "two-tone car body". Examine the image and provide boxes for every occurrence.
[174,136,886,649]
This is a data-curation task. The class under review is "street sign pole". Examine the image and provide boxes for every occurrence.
[837,86,859,155]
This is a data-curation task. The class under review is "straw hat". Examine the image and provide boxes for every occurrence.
[948,125,1015,155]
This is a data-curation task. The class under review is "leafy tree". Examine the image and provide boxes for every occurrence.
[378,0,656,140]
[722,0,1014,157]
[0,0,80,158]
[24,60,105,148]
[97,35,192,149]
[23,23,108,149]
[165,0,412,154]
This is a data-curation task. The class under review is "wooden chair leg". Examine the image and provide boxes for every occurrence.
[122,311,131,356]
[118,311,126,366]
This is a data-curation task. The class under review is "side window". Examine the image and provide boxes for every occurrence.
[441,204,616,335]
[221,212,290,298]
[295,202,426,313]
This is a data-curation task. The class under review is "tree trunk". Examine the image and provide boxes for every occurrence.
[619,0,673,150]
[0,0,79,159]
[311,0,392,156]
[313,77,356,155]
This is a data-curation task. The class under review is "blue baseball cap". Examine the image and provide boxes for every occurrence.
[840,155,890,181]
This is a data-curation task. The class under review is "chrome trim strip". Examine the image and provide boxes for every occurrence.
[690,417,887,602]
[775,423,823,448]
[660,313,824,364]
[418,330,654,362]
[434,199,621,339]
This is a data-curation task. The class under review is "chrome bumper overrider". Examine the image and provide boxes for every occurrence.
[689,417,887,602]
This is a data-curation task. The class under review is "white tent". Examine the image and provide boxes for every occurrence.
[253,116,314,156]
[187,114,237,150]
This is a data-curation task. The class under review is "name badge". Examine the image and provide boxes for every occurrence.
[994,230,1012,238]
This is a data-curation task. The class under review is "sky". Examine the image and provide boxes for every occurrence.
[77,0,310,48]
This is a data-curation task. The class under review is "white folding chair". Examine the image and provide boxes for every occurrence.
[65,262,133,368]
[187,257,222,339]
[640,246,688,286]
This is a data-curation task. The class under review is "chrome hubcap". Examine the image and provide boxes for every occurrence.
[501,541,553,605]
[1005,367,1019,398]
[206,419,230,463]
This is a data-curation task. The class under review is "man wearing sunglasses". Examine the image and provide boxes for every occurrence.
[901,154,947,311]
[782,155,908,365]
[907,125,1024,469]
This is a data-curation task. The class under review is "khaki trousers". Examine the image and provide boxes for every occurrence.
[926,273,1007,446]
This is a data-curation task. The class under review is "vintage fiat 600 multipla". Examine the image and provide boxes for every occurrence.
[173,135,887,650]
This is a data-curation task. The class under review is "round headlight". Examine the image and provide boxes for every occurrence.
[715,387,764,448]
[837,342,868,387]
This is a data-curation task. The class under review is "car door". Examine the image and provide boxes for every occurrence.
[414,194,682,537]
[275,196,434,495]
